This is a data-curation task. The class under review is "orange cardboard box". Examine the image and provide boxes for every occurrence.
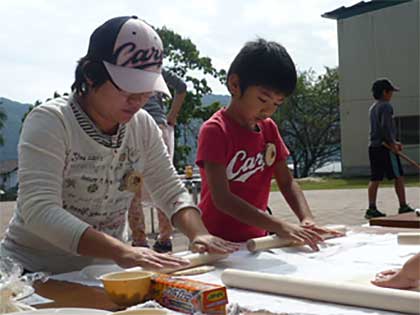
[151,273,227,314]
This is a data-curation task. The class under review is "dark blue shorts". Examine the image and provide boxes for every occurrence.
[369,146,404,181]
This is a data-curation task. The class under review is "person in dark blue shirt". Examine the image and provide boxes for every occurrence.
[365,78,415,219]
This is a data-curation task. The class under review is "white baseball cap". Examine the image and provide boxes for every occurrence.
[87,16,170,96]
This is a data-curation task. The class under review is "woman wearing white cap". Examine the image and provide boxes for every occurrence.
[0,16,239,274]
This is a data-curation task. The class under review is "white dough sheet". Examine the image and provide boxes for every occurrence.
[187,232,420,315]
[51,232,420,315]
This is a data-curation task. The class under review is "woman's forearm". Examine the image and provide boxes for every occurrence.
[77,227,128,261]
[213,191,287,232]
[171,208,209,240]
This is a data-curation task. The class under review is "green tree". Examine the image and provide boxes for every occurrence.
[0,101,7,146]
[156,27,226,169]
[272,67,340,178]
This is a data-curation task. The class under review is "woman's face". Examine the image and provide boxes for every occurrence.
[85,80,152,133]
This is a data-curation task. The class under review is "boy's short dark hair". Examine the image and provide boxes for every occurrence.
[71,56,111,95]
[371,78,399,100]
[227,38,297,96]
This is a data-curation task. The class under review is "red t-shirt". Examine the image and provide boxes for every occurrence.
[196,109,289,242]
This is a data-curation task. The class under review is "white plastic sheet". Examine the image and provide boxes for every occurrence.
[50,232,420,315]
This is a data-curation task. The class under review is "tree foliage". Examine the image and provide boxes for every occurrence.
[272,67,340,178]
[156,27,225,169]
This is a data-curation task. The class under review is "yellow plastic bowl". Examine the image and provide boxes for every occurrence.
[113,309,168,315]
[100,270,153,306]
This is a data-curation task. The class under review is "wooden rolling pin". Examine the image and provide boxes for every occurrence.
[158,252,229,274]
[246,225,347,252]
[397,232,420,245]
[382,142,420,169]
[221,269,420,314]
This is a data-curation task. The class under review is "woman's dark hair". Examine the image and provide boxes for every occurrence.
[227,38,297,96]
[71,56,112,95]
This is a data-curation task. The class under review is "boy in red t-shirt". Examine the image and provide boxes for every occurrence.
[196,39,331,250]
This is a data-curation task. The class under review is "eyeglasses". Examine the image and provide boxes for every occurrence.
[109,79,153,101]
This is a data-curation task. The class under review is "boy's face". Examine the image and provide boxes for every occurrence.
[383,90,393,101]
[236,85,285,129]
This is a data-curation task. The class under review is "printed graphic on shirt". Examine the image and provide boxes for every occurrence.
[62,146,143,235]
[87,183,99,193]
[119,170,143,193]
[226,150,265,182]
[264,143,276,167]
[226,141,277,183]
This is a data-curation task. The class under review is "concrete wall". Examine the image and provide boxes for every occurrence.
[337,0,420,176]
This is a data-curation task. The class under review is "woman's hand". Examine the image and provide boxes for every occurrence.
[114,246,190,270]
[190,234,240,254]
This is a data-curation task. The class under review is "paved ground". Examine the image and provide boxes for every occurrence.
[1,187,419,252]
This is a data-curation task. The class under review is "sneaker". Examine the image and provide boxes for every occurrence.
[365,208,387,219]
[398,204,415,214]
[153,239,173,253]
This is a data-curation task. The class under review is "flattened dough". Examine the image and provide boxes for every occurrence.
[171,265,216,276]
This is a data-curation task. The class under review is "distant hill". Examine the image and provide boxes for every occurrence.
[202,94,230,106]
[0,97,30,161]
[0,94,230,162]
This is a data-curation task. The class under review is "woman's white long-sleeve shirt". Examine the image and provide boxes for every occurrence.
[0,94,197,273]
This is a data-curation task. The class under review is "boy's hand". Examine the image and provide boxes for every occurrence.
[190,234,240,254]
[300,218,344,237]
[276,222,324,251]
[389,142,402,153]
[300,217,316,228]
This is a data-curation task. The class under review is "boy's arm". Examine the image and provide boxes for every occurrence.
[204,161,323,250]
[273,160,313,224]
[379,104,401,151]
[273,160,336,236]
[205,161,282,229]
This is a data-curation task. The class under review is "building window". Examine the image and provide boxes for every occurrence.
[395,115,420,145]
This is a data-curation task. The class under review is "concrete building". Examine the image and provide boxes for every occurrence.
[323,0,419,176]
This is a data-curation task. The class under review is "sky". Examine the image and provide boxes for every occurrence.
[0,0,357,104]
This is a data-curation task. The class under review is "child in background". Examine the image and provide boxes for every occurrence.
[129,69,187,252]
[196,39,334,251]
[365,78,416,219]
